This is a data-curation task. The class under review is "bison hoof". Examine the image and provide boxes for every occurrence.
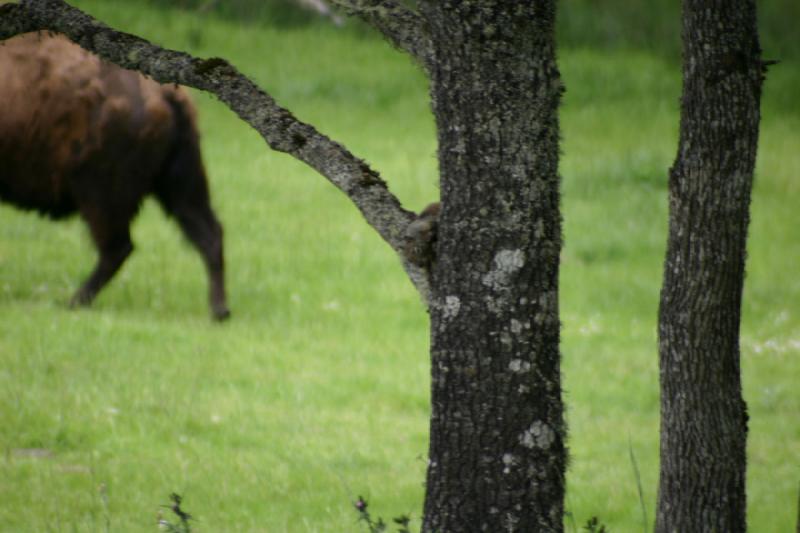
[213,307,231,322]
[69,291,94,309]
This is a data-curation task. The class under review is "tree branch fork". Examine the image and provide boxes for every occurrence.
[0,0,437,304]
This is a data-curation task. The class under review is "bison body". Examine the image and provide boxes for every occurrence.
[0,33,229,320]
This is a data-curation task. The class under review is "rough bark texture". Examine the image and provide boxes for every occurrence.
[331,0,434,69]
[0,0,433,301]
[419,1,565,530]
[656,1,763,531]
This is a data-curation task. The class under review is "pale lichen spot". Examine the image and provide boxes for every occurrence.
[520,421,556,449]
[484,295,502,314]
[450,136,466,154]
[509,359,531,373]
[502,453,515,474]
[504,512,520,531]
[482,249,525,291]
[443,295,461,320]
[510,319,525,334]
[500,331,512,348]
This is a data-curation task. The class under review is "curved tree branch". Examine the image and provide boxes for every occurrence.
[330,0,433,69]
[0,0,433,303]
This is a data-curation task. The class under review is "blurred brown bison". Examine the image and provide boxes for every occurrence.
[0,33,229,320]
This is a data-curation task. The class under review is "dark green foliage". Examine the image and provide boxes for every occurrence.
[583,516,608,533]
[558,0,798,60]
[158,493,193,533]
[354,496,414,533]
[144,0,799,60]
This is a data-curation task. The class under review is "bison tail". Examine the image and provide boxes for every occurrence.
[154,88,211,210]
[155,88,228,320]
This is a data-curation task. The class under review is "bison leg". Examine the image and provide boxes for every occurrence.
[170,204,229,321]
[70,217,133,309]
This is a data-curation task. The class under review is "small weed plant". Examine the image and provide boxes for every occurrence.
[158,493,193,533]
[352,495,608,533]
[583,516,608,533]
[354,496,413,533]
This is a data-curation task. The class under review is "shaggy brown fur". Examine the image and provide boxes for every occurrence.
[403,202,440,269]
[0,32,229,320]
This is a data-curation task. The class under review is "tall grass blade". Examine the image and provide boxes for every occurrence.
[628,436,648,533]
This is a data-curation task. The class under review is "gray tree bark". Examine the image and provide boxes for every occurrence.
[419,2,565,531]
[1,1,565,530]
[656,1,764,531]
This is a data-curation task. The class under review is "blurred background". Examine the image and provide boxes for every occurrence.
[150,0,800,59]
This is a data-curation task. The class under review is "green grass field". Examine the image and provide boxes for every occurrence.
[1,2,798,531]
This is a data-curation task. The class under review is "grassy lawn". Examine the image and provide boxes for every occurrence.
[1,2,797,531]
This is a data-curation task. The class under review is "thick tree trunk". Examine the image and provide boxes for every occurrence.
[419,2,565,531]
[656,1,763,531]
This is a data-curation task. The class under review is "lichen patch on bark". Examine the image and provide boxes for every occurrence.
[520,421,556,450]
[482,249,525,291]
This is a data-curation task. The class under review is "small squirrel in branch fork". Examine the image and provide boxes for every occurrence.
[404,202,440,269]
